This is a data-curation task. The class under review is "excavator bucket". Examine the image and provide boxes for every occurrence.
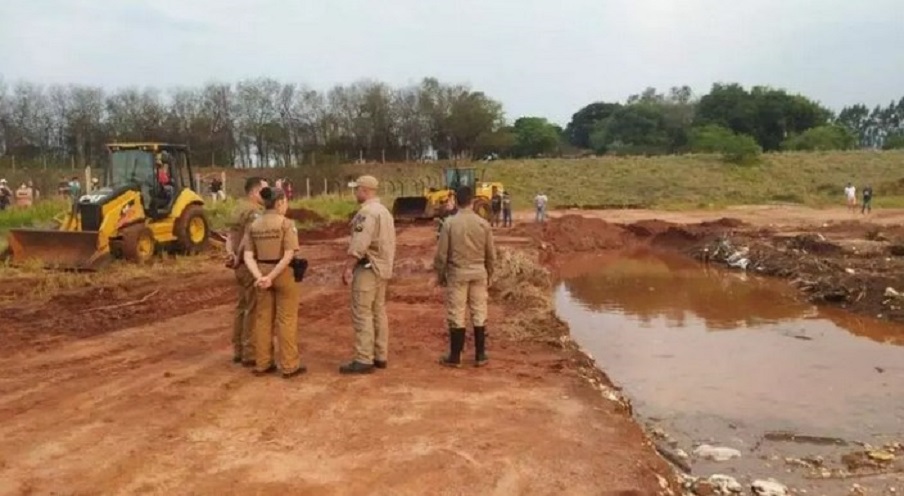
[392,197,430,221]
[6,229,107,270]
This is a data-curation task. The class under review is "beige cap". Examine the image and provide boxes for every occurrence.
[348,175,379,190]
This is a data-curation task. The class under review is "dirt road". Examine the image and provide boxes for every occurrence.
[0,224,673,496]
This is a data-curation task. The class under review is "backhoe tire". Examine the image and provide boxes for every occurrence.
[121,225,156,264]
[473,198,492,221]
[175,205,209,255]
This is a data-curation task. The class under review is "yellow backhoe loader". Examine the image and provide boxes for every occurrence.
[6,143,209,270]
[392,167,504,222]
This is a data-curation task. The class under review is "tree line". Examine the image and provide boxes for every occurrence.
[564,84,904,163]
[0,74,902,170]
[0,76,513,169]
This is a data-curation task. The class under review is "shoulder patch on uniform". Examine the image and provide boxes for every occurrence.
[354,224,364,232]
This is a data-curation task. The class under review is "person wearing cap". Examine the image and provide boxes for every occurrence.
[340,175,396,374]
[435,185,496,368]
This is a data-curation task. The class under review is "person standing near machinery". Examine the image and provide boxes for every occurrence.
[225,176,267,366]
[436,193,457,239]
[434,185,496,368]
[242,186,305,378]
[340,175,396,375]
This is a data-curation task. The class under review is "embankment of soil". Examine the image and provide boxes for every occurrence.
[523,214,904,327]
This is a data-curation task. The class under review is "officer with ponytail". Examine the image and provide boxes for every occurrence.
[242,187,305,378]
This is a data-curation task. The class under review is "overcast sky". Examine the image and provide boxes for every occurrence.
[0,0,901,125]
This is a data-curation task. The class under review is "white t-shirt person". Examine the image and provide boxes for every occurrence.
[844,184,856,208]
[534,193,549,222]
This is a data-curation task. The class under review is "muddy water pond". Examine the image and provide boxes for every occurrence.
[555,249,904,493]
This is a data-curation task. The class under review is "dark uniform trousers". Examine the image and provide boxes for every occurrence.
[254,265,300,373]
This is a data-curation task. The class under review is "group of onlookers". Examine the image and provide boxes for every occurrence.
[0,178,42,210]
[844,182,874,214]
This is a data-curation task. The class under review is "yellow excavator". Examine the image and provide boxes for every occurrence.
[392,167,504,222]
[5,143,210,270]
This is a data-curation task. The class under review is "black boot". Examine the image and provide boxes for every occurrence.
[440,328,465,367]
[474,326,488,367]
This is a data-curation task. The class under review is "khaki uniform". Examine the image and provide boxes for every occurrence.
[242,211,301,374]
[227,200,262,363]
[434,209,496,328]
[348,198,396,364]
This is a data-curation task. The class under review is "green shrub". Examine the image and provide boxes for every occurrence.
[782,125,857,151]
[689,125,762,164]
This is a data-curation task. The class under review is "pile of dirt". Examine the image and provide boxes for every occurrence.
[299,221,348,242]
[492,247,569,346]
[512,215,631,256]
[286,208,325,223]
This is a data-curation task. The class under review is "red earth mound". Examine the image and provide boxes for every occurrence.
[286,207,325,223]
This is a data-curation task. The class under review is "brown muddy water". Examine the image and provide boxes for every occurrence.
[555,249,904,494]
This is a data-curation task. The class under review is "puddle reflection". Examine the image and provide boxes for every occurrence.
[556,249,904,440]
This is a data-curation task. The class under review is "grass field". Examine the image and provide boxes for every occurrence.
[2,151,903,240]
[335,150,904,210]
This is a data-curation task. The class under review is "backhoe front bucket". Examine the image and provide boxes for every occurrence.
[6,229,106,270]
[392,197,429,221]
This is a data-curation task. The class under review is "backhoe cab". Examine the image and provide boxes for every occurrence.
[6,143,210,270]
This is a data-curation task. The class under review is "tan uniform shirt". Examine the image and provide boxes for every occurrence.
[243,211,299,263]
[227,200,262,259]
[348,198,396,279]
[435,209,496,281]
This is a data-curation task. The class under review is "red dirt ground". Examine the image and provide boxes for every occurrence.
[0,221,677,495]
[5,205,900,495]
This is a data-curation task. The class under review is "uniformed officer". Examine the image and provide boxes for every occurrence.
[225,176,267,366]
[242,186,305,378]
[340,175,396,375]
[434,185,496,367]
[435,193,457,239]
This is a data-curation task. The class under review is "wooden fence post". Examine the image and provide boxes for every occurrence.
[85,166,92,194]
[306,177,311,198]
[323,178,328,196]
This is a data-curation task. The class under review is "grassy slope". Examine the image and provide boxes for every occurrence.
[337,150,904,210]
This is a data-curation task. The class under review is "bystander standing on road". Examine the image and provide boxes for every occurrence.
[502,191,513,227]
[844,182,857,213]
[862,185,874,214]
[534,191,549,223]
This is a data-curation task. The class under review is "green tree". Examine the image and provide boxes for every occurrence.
[446,90,505,158]
[883,133,904,150]
[512,116,561,157]
[695,83,830,151]
[782,125,857,151]
[689,124,761,164]
[564,102,620,149]
[590,104,670,155]
[475,127,516,157]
